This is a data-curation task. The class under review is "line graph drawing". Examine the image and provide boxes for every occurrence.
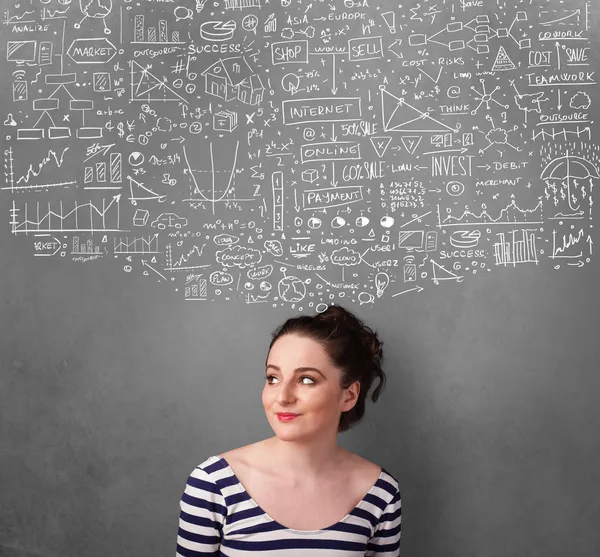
[12,147,70,187]
[550,228,592,259]
[437,198,544,227]
[10,196,123,234]
[114,234,160,254]
[2,151,77,193]
[3,10,36,25]
[165,243,210,271]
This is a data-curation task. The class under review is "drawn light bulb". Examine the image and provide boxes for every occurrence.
[375,272,390,298]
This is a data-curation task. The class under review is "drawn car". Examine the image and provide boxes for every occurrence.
[150,213,188,230]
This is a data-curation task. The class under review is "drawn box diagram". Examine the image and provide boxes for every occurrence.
[133,209,150,227]
[300,142,361,163]
[282,97,362,125]
[302,186,363,210]
[302,169,318,183]
[271,40,309,64]
[348,37,383,61]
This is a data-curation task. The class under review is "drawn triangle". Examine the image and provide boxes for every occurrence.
[431,259,463,283]
[131,61,188,103]
[400,135,422,154]
[381,87,457,133]
[369,136,392,158]
[491,46,516,72]
[128,176,167,202]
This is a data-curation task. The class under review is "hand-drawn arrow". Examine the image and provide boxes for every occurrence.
[330,161,338,187]
[392,285,424,297]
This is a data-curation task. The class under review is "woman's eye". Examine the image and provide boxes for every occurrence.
[265,375,315,385]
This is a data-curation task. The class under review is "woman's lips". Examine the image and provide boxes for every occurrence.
[276,413,301,421]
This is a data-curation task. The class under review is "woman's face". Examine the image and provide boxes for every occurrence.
[262,333,359,441]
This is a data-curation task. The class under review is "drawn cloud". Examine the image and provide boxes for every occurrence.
[486,128,508,145]
[570,92,591,110]
[330,247,361,266]
[215,245,262,268]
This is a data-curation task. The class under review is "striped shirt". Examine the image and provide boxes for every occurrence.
[176,455,401,556]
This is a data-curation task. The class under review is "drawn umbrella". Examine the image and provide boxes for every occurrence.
[540,152,599,214]
[75,0,112,34]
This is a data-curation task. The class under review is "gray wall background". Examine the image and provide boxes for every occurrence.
[2,0,600,554]
[2,230,599,557]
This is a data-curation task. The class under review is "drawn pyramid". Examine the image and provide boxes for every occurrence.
[491,46,516,72]
[130,61,187,103]
[380,86,457,133]
[400,135,422,155]
[369,136,392,158]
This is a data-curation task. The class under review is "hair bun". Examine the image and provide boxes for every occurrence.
[317,305,383,363]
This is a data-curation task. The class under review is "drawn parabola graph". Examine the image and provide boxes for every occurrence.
[182,141,256,213]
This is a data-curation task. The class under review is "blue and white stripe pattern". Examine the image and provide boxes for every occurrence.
[176,455,401,556]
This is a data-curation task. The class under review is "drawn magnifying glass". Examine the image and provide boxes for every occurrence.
[174,6,193,21]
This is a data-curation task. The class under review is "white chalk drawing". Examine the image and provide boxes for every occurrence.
[1,0,597,297]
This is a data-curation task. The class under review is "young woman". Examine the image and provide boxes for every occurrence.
[175,305,401,555]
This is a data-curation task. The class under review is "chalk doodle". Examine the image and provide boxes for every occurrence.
[2,0,597,304]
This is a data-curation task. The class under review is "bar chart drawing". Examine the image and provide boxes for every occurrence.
[185,275,208,301]
[84,152,122,189]
[72,236,105,255]
[132,15,183,44]
[493,229,539,266]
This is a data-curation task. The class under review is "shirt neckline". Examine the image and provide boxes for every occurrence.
[217,455,384,534]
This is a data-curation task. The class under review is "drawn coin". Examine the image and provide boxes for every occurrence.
[446,181,465,196]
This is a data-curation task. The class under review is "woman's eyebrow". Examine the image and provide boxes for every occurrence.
[266,364,326,378]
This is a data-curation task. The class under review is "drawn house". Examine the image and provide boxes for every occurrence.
[202,56,264,106]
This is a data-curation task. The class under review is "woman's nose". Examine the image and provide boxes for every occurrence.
[276,381,297,403]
